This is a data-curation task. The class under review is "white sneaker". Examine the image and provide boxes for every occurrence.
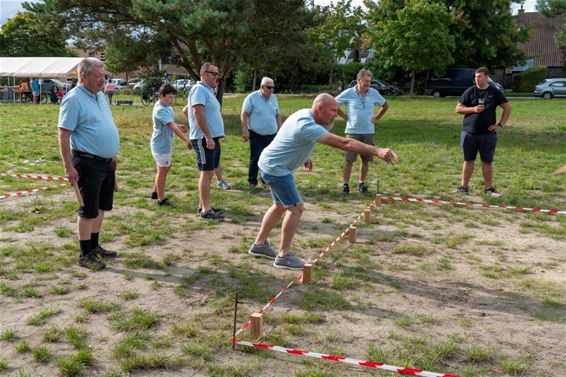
[217,180,231,190]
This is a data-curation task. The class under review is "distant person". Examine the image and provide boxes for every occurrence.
[31,78,40,103]
[50,85,59,104]
[248,93,398,270]
[455,67,511,196]
[241,76,282,190]
[104,79,116,104]
[58,58,120,270]
[70,79,78,90]
[187,62,225,220]
[150,83,191,206]
[336,69,389,195]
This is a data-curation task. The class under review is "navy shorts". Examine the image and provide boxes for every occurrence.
[73,152,115,219]
[191,137,221,171]
[460,132,497,163]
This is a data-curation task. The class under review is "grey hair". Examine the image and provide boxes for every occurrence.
[356,69,373,80]
[200,62,217,75]
[260,76,274,86]
[78,58,104,82]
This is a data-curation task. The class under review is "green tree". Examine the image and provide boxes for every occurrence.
[25,0,321,101]
[537,0,566,66]
[367,0,455,95]
[0,11,73,56]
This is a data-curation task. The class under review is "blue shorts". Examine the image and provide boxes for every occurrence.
[460,132,497,163]
[260,172,303,208]
[191,137,221,171]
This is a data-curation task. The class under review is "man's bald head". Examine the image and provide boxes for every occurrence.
[311,93,338,126]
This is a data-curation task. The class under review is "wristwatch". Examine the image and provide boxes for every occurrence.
[497,122,504,128]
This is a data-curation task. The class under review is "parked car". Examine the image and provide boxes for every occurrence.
[133,79,145,91]
[109,78,128,90]
[39,79,71,93]
[426,68,504,97]
[173,79,194,91]
[347,79,404,95]
[533,78,566,99]
[127,78,143,88]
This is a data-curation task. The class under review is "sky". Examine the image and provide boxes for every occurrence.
[1,0,538,25]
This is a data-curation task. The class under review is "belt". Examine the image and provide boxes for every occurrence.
[72,150,113,162]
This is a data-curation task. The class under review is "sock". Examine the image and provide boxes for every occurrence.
[90,233,99,249]
[80,240,92,257]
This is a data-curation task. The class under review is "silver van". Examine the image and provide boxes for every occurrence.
[533,78,566,99]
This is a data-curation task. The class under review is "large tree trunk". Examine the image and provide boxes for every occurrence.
[216,78,225,106]
[252,69,257,91]
[410,71,415,98]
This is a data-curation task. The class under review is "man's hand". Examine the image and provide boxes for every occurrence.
[376,148,398,165]
[242,129,250,142]
[205,136,215,150]
[186,140,192,150]
[487,124,502,133]
[179,124,189,133]
[474,104,485,113]
[303,159,313,172]
[65,165,79,184]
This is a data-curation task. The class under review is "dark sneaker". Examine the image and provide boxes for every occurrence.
[92,245,117,258]
[158,198,176,207]
[200,209,224,221]
[78,254,106,270]
[249,183,257,191]
[273,252,305,270]
[341,183,350,196]
[151,191,158,200]
[358,182,369,193]
[217,179,231,190]
[249,241,277,259]
[198,207,223,214]
[453,186,469,194]
[484,187,501,197]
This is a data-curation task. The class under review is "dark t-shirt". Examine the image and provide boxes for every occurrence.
[459,85,508,134]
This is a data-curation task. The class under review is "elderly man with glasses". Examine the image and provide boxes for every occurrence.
[240,77,282,191]
[187,62,225,220]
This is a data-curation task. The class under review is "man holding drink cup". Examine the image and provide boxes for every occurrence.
[454,67,511,196]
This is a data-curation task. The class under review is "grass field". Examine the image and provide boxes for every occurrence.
[0,95,565,377]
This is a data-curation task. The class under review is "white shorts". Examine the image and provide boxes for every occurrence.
[152,152,173,167]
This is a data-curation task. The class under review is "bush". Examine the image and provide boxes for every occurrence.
[512,66,548,92]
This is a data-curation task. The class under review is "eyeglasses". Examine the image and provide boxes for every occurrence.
[205,71,219,76]
[264,86,274,89]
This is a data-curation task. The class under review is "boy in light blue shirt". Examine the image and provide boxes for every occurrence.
[150,83,190,206]
[249,94,398,270]
[336,69,389,195]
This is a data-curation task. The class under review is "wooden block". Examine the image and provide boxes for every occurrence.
[250,313,263,339]
[364,209,371,225]
[374,194,382,207]
[302,263,312,284]
[348,226,357,244]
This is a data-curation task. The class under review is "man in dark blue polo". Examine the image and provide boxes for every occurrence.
[58,58,120,270]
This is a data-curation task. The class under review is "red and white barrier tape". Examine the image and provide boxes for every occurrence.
[0,183,68,200]
[1,173,67,181]
[233,338,461,377]
[383,195,566,216]
[235,201,376,337]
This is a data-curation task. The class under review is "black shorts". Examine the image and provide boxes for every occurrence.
[460,132,497,163]
[73,152,115,218]
[191,137,221,171]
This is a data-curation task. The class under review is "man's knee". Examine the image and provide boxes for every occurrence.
[287,203,304,215]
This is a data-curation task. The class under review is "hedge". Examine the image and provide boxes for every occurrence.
[512,66,548,92]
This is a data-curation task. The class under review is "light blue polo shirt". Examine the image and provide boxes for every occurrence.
[188,82,224,140]
[58,86,120,158]
[242,90,279,135]
[258,109,328,177]
[335,87,386,134]
[150,101,175,154]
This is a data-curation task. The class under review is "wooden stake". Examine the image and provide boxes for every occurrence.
[71,181,84,207]
[250,313,263,340]
[374,194,382,207]
[114,179,119,192]
[302,263,312,284]
[364,209,371,225]
[348,226,357,244]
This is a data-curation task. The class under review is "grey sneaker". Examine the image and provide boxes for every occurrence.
[453,185,469,194]
[273,252,305,270]
[248,241,277,260]
[484,187,501,197]
[217,179,231,190]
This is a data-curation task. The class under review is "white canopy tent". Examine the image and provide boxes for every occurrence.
[0,57,85,102]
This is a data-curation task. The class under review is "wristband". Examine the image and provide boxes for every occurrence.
[497,122,504,128]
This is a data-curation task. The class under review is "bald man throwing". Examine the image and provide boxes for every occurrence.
[248,93,398,270]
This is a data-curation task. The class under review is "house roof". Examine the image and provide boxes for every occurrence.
[517,11,565,67]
